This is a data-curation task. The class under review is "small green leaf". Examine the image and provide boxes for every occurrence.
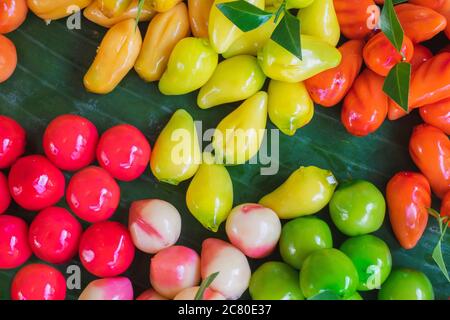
[308,291,342,300]
[135,0,146,29]
[194,272,219,300]
[383,62,411,112]
[431,213,450,282]
[216,0,273,32]
[271,11,302,60]
[380,0,405,53]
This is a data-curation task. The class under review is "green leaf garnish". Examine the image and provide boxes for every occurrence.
[380,0,405,53]
[216,0,273,32]
[429,209,450,282]
[270,10,302,60]
[135,0,146,29]
[194,272,219,300]
[308,291,342,300]
[383,62,411,112]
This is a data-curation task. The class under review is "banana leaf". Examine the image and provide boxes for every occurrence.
[0,14,448,300]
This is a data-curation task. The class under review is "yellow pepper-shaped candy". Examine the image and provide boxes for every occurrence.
[258,35,341,83]
[188,0,214,38]
[268,80,314,136]
[27,0,92,20]
[209,0,265,54]
[223,15,279,59]
[148,0,182,12]
[84,0,155,28]
[186,153,233,232]
[213,92,268,165]
[150,109,201,185]
[266,0,314,10]
[96,0,131,18]
[134,3,190,82]
[84,19,142,94]
[297,0,340,47]
[198,55,266,109]
[159,38,218,95]
[259,166,338,219]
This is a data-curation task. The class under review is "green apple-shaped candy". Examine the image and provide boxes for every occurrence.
[279,217,333,269]
[300,248,359,299]
[378,268,434,300]
[329,180,385,236]
[249,262,304,300]
[340,235,392,291]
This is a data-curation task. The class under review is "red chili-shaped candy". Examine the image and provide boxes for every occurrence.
[0,172,11,214]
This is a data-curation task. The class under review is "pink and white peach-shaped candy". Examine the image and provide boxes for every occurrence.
[150,245,201,298]
[128,199,181,254]
[174,286,226,300]
[201,238,251,300]
[136,289,168,300]
[79,277,133,300]
[225,204,281,259]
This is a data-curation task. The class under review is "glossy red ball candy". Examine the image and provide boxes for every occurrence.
[11,263,66,300]
[0,215,31,269]
[8,155,65,211]
[0,115,26,168]
[43,114,98,171]
[0,172,11,214]
[79,221,135,277]
[29,207,82,264]
[66,166,120,223]
[97,124,151,181]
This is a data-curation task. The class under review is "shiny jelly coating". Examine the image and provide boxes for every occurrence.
[11,263,66,300]
[43,114,99,171]
[0,215,31,269]
[0,115,26,169]
[66,166,120,223]
[0,172,11,214]
[97,124,151,181]
[8,155,66,211]
[28,206,82,264]
[79,221,135,277]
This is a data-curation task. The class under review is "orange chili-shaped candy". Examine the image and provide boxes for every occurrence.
[441,190,450,218]
[419,97,450,135]
[305,40,364,107]
[334,0,377,40]
[363,32,414,77]
[409,124,450,199]
[341,68,388,136]
[386,172,431,250]
[188,0,213,38]
[410,44,433,72]
[409,0,450,12]
[395,4,447,43]
[388,52,450,120]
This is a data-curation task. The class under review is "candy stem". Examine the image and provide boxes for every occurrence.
[194,272,219,300]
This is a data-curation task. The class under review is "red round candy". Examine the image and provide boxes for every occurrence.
[43,114,99,171]
[8,155,66,211]
[11,263,66,300]
[0,115,26,169]
[28,207,82,264]
[0,172,11,214]
[0,215,31,269]
[66,166,120,223]
[79,221,135,277]
[97,124,151,181]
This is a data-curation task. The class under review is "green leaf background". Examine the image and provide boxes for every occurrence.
[0,15,448,300]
